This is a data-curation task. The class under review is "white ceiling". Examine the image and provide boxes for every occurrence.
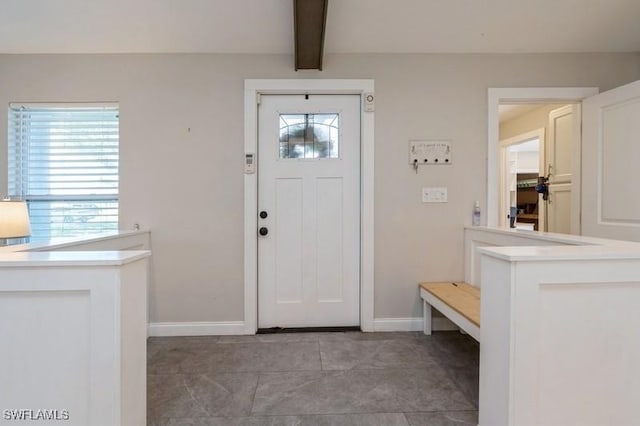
[1,0,640,54]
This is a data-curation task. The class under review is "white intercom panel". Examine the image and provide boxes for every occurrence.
[409,140,451,166]
[245,153,255,174]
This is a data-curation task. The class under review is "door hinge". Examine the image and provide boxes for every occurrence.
[256,93,262,105]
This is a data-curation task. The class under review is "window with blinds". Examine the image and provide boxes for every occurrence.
[7,104,119,238]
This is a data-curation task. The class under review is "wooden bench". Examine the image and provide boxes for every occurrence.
[419,282,480,342]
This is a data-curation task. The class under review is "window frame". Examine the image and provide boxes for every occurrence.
[7,102,120,239]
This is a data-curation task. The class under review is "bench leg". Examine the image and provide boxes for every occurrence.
[423,299,432,335]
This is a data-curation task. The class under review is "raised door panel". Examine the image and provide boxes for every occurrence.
[547,183,572,235]
[548,105,576,184]
[600,99,640,223]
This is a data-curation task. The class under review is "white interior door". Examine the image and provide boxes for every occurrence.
[258,94,360,328]
[582,80,640,241]
[546,104,581,234]
[499,146,517,228]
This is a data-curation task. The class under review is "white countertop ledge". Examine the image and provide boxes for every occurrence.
[0,250,151,267]
[478,244,640,262]
[465,226,640,247]
[0,229,149,253]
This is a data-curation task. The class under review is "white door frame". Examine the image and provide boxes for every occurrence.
[487,87,598,227]
[244,79,375,334]
[499,127,545,229]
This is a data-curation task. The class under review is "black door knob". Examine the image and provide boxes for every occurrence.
[259,227,269,236]
[259,211,268,219]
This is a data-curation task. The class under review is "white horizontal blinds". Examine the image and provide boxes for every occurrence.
[8,104,119,238]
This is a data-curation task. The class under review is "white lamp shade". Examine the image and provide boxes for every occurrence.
[0,200,32,238]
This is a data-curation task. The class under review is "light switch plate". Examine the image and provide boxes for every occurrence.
[422,187,448,203]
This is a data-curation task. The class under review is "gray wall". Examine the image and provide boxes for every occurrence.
[0,53,638,323]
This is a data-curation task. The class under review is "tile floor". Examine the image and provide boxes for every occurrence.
[147,331,479,426]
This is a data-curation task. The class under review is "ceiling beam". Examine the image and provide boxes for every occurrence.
[294,0,328,70]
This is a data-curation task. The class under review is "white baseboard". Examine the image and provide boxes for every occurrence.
[372,317,459,332]
[373,317,422,332]
[148,321,247,337]
[149,318,459,336]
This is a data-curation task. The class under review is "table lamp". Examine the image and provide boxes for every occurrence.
[0,200,32,245]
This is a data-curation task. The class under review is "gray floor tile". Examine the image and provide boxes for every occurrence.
[148,372,259,420]
[148,336,221,344]
[165,413,408,426]
[218,333,327,344]
[404,411,478,426]
[149,341,321,374]
[297,413,410,426]
[207,342,322,373]
[340,332,422,341]
[148,332,480,426]
[148,340,165,360]
[319,338,437,370]
[148,340,213,374]
[422,332,479,369]
[416,332,480,407]
[442,367,479,409]
[165,417,301,426]
[147,417,169,426]
[147,336,220,359]
[252,369,475,416]
[148,374,210,420]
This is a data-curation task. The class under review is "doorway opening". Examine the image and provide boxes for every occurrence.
[498,103,578,232]
[487,88,599,231]
[499,127,543,230]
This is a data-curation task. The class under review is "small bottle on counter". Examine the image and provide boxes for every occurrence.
[472,201,481,226]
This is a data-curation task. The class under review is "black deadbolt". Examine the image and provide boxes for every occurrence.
[259,227,269,236]
[259,211,268,219]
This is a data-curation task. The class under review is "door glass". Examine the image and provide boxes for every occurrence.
[279,113,339,159]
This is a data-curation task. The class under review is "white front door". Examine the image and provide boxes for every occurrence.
[582,80,640,241]
[258,94,360,328]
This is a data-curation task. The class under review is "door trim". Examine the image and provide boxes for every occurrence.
[499,127,545,230]
[243,79,375,334]
[487,87,598,227]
